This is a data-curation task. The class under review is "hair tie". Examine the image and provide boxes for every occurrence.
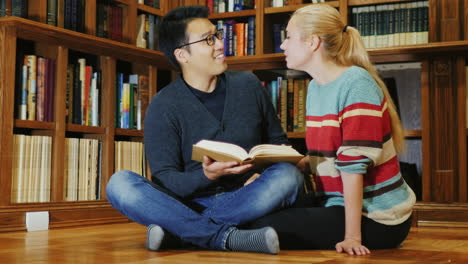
[342,25,348,32]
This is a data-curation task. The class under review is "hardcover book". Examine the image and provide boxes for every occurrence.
[192,139,303,165]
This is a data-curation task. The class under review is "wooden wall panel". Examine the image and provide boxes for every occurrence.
[429,0,462,42]
[428,58,459,202]
[0,25,17,206]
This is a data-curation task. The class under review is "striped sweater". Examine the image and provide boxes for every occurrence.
[306,66,415,225]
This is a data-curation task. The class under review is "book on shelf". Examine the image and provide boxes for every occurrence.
[351,1,428,49]
[192,139,303,165]
[64,137,102,201]
[12,0,28,18]
[114,141,146,177]
[11,134,52,203]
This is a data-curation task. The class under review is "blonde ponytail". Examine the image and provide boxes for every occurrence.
[292,4,406,153]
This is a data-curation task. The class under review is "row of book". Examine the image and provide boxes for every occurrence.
[96,1,123,42]
[11,135,52,203]
[116,73,149,130]
[137,0,160,9]
[61,0,86,33]
[216,17,255,57]
[11,135,148,203]
[207,0,254,14]
[64,137,102,201]
[17,55,56,121]
[136,13,161,51]
[263,77,310,133]
[0,0,27,17]
[66,58,101,126]
[115,141,147,178]
[351,1,429,48]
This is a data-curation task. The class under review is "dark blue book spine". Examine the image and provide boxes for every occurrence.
[247,16,255,55]
[273,24,282,53]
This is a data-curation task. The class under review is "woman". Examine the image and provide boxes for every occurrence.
[249,4,416,256]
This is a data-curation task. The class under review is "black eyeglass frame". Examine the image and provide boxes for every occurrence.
[176,29,224,49]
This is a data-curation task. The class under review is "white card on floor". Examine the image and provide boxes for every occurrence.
[26,211,49,231]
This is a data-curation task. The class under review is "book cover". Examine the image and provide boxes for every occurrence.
[192,139,303,166]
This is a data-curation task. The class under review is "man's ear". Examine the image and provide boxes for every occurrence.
[174,48,188,64]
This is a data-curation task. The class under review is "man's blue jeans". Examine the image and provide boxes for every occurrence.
[106,162,303,250]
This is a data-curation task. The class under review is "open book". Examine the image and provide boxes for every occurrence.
[192,139,304,165]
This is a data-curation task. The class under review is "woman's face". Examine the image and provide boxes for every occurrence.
[280,17,313,71]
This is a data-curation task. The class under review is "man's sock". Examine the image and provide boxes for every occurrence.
[146,224,165,251]
[226,227,280,254]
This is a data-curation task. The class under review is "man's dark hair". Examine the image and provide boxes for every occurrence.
[159,6,209,71]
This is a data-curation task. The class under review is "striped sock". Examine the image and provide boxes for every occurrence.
[226,227,280,254]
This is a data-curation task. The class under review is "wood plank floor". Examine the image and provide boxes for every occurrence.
[1,223,468,263]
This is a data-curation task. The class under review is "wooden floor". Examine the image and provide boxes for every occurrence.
[1,223,468,263]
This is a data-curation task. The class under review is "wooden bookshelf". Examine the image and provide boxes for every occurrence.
[0,13,167,231]
[0,0,467,231]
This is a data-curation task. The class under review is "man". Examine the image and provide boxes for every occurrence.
[106,5,303,254]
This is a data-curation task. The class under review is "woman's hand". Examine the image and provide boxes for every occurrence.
[202,156,253,180]
[335,238,370,256]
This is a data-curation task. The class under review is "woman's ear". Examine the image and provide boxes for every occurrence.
[310,35,321,52]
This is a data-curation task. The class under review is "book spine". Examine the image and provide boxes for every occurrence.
[26,55,37,121]
[19,65,28,120]
[36,57,46,122]
[47,0,58,26]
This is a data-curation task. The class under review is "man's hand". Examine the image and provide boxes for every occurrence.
[203,156,253,180]
[296,156,310,174]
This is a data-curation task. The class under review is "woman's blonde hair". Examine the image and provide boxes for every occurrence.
[292,4,406,153]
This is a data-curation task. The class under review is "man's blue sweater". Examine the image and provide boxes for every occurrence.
[144,71,288,199]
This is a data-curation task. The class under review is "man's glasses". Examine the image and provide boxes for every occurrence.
[177,29,224,49]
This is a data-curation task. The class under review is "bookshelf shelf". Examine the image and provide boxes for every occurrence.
[137,4,164,16]
[348,0,408,6]
[404,130,422,138]
[66,124,106,134]
[14,120,54,130]
[287,132,306,139]
[208,9,256,19]
[0,17,169,67]
[115,128,144,137]
[114,0,131,4]
[265,1,339,14]
[226,41,468,69]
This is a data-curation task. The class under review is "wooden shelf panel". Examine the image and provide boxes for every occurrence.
[66,124,106,134]
[0,17,170,68]
[208,9,256,20]
[137,4,164,16]
[115,128,144,137]
[265,1,339,14]
[114,0,131,5]
[287,132,305,139]
[348,0,408,6]
[0,200,110,211]
[226,53,286,70]
[227,41,468,69]
[14,120,55,130]
[405,130,422,138]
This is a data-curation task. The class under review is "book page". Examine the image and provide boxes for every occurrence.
[249,144,302,157]
[194,140,249,161]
